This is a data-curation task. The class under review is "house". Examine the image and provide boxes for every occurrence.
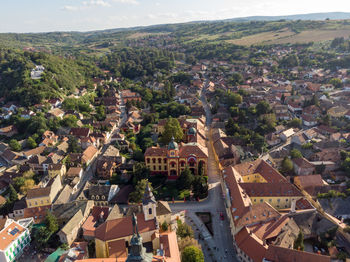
[82,146,99,166]
[292,158,315,176]
[48,108,65,119]
[52,200,94,226]
[70,128,90,138]
[0,125,18,137]
[288,102,302,114]
[301,114,317,127]
[327,106,347,118]
[294,175,324,193]
[26,175,62,208]
[81,185,119,206]
[40,130,58,147]
[20,110,35,119]
[0,219,31,262]
[48,164,67,179]
[58,209,85,246]
[66,167,83,179]
[291,133,307,146]
[280,128,295,142]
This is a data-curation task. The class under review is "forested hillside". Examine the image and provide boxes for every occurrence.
[0,48,102,105]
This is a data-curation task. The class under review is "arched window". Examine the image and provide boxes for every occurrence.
[149,208,152,215]
[96,196,100,200]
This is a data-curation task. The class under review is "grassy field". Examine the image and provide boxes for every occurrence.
[225,27,350,46]
[226,28,295,46]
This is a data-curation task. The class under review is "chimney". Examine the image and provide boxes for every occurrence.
[291,199,296,213]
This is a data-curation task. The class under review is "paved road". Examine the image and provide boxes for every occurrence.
[170,85,239,262]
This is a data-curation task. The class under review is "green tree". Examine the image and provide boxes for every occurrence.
[192,176,208,199]
[181,246,204,262]
[161,221,168,232]
[329,78,342,89]
[288,118,302,128]
[256,101,271,115]
[282,157,293,174]
[27,136,38,149]
[290,149,302,159]
[9,184,18,202]
[228,72,244,86]
[294,231,304,251]
[177,221,194,239]
[161,118,183,144]
[45,211,59,233]
[129,179,152,203]
[177,167,194,190]
[68,137,82,153]
[9,139,21,152]
[96,105,106,121]
[341,157,350,174]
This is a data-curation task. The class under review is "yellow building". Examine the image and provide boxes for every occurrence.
[26,175,62,207]
[145,138,208,180]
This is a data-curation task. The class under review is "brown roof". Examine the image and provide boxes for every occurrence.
[179,143,208,158]
[26,186,51,199]
[264,245,331,262]
[233,159,286,183]
[145,147,167,157]
[240,182,302,197]
[159,231,181,262]
[24,146,46,157]
[294,175,323,189]
[70,127,90,137]
[293,158,314,169]
[107,239,127,258]
[66,167,83,177]
[83,146,98,162]
[95,213,156,241]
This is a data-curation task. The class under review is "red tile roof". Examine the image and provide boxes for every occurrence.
[95,213,156,241]
[264,245,331,262]
[240,182,302,197]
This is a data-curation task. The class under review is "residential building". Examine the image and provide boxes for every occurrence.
[0,220,31,262]
[26,175,62,208]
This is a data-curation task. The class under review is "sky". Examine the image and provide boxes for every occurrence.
[0,0,350,33]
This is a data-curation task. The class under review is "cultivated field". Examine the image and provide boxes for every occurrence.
[226,28,350,46]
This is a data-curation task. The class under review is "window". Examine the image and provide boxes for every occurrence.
[254,199,256,202]
[277,199,280,202]
[147,158,150,163]
[158,158,161,163]
[149,208,152,215]
[164,166,167,170]
[91,195,95,200]
[96,196,100,200]
[46,200,49,203]
[164,158,167,163]
[152,158,156,163]
[260,199,263,203]
[171,151,174,156]
[102,195,105,200]
[34,201,37,205]
[41,200,43,204]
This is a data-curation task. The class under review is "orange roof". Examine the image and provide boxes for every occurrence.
[83,146,98,162]
[159,231,181,262]
[235,227,268,262]
[233,159,286,183]
[107,239,127,258]
[0,221,26,250]
[95,213,156,241]
[23,205,51,224]
[145,147,167,157]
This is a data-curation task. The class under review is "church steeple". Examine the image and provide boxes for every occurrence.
[142,181,157,221]
[126,213,153,262]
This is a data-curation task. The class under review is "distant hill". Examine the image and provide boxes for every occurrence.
[225,12,350,22]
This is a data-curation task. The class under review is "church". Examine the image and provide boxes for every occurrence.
[94,183,180,261]
[144,136,208,180]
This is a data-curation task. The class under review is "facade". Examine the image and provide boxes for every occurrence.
[0,221,31,262]
[48,164,66,179]
[145,138,208,180]
[26,175,62,208]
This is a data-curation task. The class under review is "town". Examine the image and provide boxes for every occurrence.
[1,12,350,262]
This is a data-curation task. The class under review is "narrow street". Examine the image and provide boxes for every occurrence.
[170,83,239,262]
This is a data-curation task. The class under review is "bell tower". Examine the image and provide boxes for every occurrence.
[142,182,157,221]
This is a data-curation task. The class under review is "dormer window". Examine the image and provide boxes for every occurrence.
[91,195,95,200]
[96,196,100,200]
[102,195,105,200]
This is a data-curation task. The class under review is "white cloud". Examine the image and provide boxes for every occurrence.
[112,0,139,5]
[62,5,80,11]
[83,0,111,7]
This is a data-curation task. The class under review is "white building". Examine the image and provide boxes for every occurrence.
[0,219,31,262]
